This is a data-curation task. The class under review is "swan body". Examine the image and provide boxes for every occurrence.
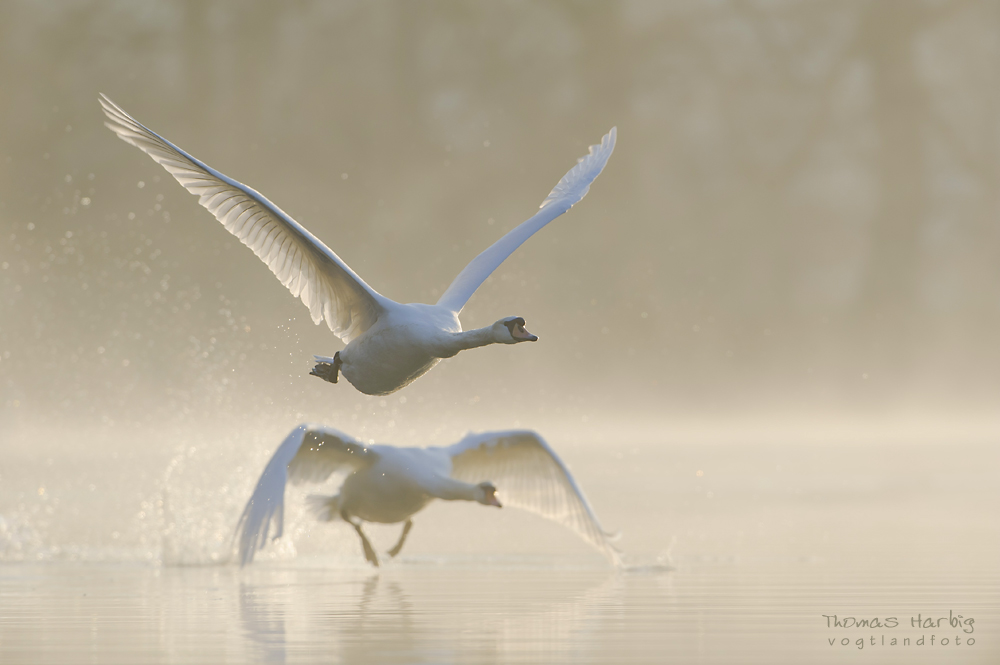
[100,94,616,395]
[236,424,621,567]
[334,303,455,395]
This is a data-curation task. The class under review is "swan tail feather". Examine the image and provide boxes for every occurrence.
[306,494,342,522]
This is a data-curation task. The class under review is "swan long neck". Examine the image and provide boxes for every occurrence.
[427,477,481,502]
[445,326,498,353]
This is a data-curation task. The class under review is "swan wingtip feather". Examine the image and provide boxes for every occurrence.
[537,126,617,210]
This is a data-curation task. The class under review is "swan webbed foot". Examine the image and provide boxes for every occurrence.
[387,519,413,558]
[309,351,342,384]
[343,510,379,567]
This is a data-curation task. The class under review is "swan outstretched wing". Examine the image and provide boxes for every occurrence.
[444,430,621,565]
[235,425,377,565]
[100,94,387,343]
[436,128,617,314]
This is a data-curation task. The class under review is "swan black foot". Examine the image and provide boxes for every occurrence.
[343,510,379,567]
[310,352,342,384]
[387,519,413,558]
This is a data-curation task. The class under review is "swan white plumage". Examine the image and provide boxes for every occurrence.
[100,94,616,395]
[235,424,621,567]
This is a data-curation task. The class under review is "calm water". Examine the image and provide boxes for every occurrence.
[1,559,997,664]
[1,429,999,663]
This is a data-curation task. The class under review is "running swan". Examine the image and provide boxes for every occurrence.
[100,95,616,395]
[235,425,621,567]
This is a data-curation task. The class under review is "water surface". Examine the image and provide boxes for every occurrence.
[1,558,997,664]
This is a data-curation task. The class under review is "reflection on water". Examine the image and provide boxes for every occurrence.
[1,560,997,664]
[241,580,287,664]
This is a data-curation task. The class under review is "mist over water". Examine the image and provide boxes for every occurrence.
[1,2,999,663]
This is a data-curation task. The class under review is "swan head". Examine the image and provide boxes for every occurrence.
[496,316,538,344]
[476,482,502,508]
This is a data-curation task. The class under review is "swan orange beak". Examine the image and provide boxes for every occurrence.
[485,488,502,507]
[512,324,537,342]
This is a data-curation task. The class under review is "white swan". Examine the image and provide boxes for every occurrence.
[100,95,616,395]
[235,425,621,567]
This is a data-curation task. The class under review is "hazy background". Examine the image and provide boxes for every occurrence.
[1,1,999,564]
[4,0,1000,427]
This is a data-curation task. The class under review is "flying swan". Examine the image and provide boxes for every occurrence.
[235,425,621,567]
[100,95,616,395]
